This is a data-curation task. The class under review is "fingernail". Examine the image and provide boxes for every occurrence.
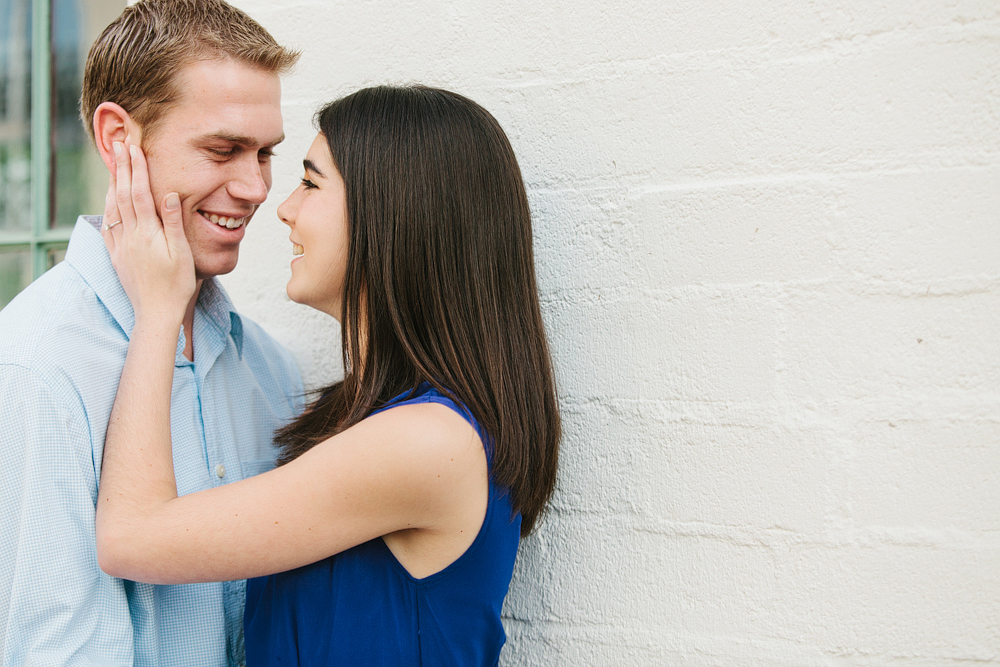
[165,193,180,210]
[129,144,138,158]
[113,142,122,157]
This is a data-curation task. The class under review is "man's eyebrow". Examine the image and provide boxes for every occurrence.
[201,132,285,148]
[303,159,325,178]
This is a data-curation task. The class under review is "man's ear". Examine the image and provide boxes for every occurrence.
[93,102,143,174]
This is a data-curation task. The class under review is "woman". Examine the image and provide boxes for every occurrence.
[96,85,560,665]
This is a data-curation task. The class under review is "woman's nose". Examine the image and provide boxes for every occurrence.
[277,195,295,227]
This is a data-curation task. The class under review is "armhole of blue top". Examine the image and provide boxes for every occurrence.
[372,391,497,584]
[377,482,497,586]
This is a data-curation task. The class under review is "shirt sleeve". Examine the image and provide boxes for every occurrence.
[0,364,134,667]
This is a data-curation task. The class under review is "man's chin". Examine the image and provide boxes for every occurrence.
[193,255,240,282]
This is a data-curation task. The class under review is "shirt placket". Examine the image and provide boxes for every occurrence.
[190,313,246,667]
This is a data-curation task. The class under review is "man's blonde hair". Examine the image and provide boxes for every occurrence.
[81,0,299,145]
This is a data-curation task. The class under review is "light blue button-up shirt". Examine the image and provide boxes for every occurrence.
[0,216,304,667]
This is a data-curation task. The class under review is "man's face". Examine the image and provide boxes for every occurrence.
[140,59,284,280]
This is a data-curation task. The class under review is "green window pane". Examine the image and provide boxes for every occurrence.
[52,0,126,229]
[0,0,33,233]
[44,243,65,269]
[0,246,32,307]
[1,0,125,309]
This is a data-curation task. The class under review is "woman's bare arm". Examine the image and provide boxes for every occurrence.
[95,143,487,584]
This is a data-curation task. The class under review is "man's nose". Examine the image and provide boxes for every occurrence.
[228,158,269,204]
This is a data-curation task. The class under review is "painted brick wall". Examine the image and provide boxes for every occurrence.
[221,2,1000,664]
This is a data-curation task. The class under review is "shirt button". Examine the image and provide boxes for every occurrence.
[216,463,226,478]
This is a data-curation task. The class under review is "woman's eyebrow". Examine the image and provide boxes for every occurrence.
[303,159,325,178]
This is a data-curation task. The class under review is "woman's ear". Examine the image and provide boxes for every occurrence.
[93,102,142,173]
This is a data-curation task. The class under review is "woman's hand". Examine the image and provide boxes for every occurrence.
[101,141,195,326]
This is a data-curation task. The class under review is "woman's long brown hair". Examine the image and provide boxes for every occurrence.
[274,86,560,536]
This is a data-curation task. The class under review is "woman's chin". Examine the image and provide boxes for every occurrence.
[285,284,340,320]
[286,284,307,307]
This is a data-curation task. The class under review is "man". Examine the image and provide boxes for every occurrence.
[0,1,302,665]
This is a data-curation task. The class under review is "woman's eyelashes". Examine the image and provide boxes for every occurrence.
[301,177,318,189]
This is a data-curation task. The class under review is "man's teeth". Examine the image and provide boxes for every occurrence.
[293,244,304,256]
[206,213,245,229]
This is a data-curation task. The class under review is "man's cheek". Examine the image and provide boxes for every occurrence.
[181,212,200,241]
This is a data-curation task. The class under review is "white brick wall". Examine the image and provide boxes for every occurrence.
[221,1,1000,664]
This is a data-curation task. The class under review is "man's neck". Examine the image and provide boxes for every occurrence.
[181,279,204,362]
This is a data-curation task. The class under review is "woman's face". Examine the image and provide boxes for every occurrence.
[277,133,350,319]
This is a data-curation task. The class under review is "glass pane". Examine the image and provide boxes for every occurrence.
[44,243,65,269]
[0,0,32,232]
[0,246,32,307]
[52,0,126,229]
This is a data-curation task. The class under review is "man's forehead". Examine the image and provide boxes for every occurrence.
[171,57,281,93]
[155,60,284,147]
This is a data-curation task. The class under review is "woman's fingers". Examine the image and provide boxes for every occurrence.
[103,140,196,321]
[113,142,137,234]
[128,144,159,232]
[160,192,191,263]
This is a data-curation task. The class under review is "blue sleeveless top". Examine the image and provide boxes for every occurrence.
[244,384,521,666]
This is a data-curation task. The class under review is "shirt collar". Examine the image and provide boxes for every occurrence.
[198,272,245,360]
[64,216,244,355]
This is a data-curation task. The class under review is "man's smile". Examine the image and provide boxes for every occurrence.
[198,209,248,230]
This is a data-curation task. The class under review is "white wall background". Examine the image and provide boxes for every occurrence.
[221,1,1000,664]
